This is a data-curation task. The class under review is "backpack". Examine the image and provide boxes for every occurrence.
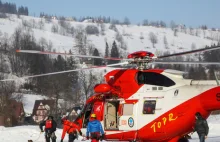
[45,120,52,129]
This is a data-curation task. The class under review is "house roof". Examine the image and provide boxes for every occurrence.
[32,100,56,115]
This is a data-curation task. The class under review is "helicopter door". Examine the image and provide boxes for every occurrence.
[104,101,119,130]
[118,101,137,131]
[92,102,104,121]
[82,103,93,128]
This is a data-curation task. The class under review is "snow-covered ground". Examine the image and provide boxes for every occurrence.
[0,115,220,142]
[0,126,71,142]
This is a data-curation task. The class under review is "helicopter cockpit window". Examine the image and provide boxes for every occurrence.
[137,72,175,87]
[143,100,156,114]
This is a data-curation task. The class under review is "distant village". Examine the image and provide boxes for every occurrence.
[0,98,80,127]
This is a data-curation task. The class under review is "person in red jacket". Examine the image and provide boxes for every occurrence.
[60,117,82,142]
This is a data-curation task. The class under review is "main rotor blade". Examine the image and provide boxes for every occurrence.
[153,61,220,65]
[16,50,129,61]
[156,46,220,59]
[0,62,129,81]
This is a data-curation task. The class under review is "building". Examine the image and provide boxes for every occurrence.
[0,100,25,127]
[32,100,57,123]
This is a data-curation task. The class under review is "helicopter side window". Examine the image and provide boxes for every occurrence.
[137,72,175,87]
[122,104,133,115]
[143,100,156,114]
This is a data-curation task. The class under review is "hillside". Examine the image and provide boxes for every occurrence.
[0,14,218,56]
[0,13,220,116]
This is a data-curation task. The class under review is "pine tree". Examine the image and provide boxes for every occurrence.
[93,48,102,65]
[110,41,119,64]
[104,42,109,64]
[105,42,109,57]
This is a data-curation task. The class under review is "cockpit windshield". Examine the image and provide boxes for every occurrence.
[137,71,175,87]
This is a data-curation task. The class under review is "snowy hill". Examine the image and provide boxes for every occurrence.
[0,14,218,56]
[1,13,220,118]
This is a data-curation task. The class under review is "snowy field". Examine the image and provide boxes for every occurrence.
[1,115,220,142]
[0,125,88,142]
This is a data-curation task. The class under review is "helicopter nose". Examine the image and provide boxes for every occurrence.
[200,86,220,111]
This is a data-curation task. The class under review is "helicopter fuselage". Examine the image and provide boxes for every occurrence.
[74,69,220,142]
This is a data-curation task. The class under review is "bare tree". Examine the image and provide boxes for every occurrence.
[149,32,158,48]
[74,26,87,55]
[115,32,123,42]
[191,43,196,50]
[0,81,16,118]
[100,23,105,35]
[38,18,45,30]
[189,27,194,35]
[123,17,130,25]
[170,20,176,30]
[143,19,149,26]
[85,25,99,35]
[140,32,144,40]
[78,71,98,99]
[51,24,59,33]
[163,35,168,49]
[174,29,178,37]
[109,24,118,32]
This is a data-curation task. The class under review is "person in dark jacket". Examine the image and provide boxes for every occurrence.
[193,112,209,142]
[40,115,57,142]
[86,113,105,142]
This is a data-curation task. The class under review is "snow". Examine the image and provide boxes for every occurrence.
[0,115,220,142]
[0,14,218,58]
[0,126,86,142]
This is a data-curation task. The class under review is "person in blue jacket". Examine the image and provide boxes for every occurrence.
[86,113,105,142]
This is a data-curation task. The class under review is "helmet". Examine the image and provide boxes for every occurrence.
[91,113,96,118]
[48,115,53,120]
[195,112,202,119]
[195,112,201,117]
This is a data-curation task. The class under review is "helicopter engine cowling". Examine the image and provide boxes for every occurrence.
[94,84,112,93]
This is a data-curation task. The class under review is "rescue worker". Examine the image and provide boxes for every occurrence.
[86,113,105,142]
[40,115,57,142]
[193,112,209,142]
[60,117,82,142]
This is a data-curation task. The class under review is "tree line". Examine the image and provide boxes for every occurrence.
[0,0,28,16]
[155,43,220,80]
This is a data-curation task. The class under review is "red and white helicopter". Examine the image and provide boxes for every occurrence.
[3,46,220,142]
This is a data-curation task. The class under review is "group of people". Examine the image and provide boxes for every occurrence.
[39,112,209,142]
[39,113,104,142]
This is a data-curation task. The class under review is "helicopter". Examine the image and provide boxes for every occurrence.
[2,46,220,142]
